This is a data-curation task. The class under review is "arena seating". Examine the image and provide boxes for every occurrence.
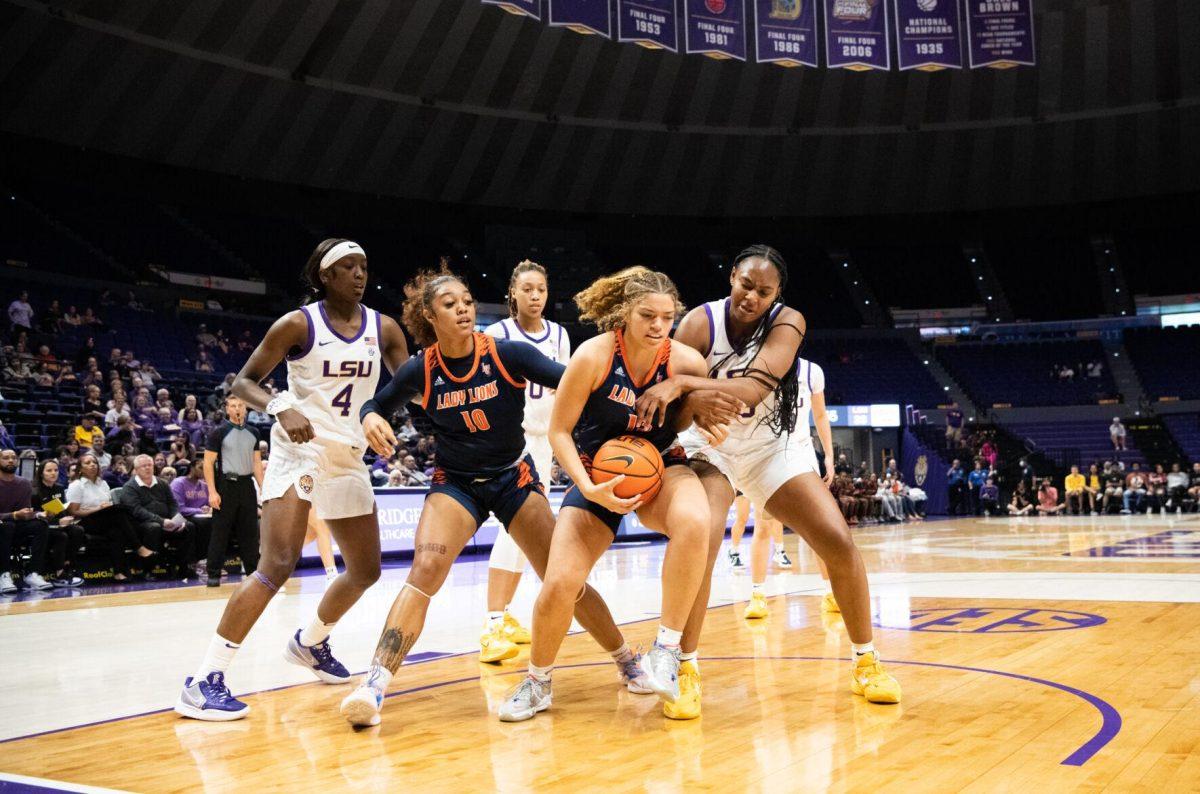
[803,336,946,407]
[998,419,1146,470]
[1124,326,1200,400]
[936,339,1117,407]
[1163,414,1200,461]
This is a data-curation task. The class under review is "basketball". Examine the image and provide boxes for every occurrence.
[591,435,664,502]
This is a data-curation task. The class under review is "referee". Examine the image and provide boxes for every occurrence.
[203,395,264,587]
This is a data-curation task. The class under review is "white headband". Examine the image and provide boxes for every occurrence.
[320,241,364,270]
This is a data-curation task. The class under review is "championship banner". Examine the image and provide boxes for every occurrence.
[684,0,747,61]
[965,0,1035,68]
[616,0,678,51]
[549,0,612,37]
[823,0,891,71]
[482,0,542,21]
[753,0,819,68]
[893,0,963,71]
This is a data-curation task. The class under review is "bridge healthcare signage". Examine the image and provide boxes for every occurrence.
[965,0,1035,69]
[684,0,747,60]
[823,0,891,70]
[753,0,818,67]
[549,0,613,37]
[482,0,542,20]
[617,0,678,50]
[893,0,964,71]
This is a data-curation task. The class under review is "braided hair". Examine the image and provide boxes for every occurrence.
[712,245,803,438]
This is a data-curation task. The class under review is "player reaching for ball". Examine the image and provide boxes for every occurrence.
[340,262,647,728]
[634,245,901,711]
[498,266,743,723]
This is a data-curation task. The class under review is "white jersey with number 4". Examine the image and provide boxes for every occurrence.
[792,358,825,441]
[484,317,570,437]
[284,301,384,448]
[697,297,794,456]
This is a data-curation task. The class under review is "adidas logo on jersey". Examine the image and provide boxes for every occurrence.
[434,376,446,386]
[615,366,625,376]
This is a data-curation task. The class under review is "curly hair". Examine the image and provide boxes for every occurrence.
[300,238,351,306]
[507,259,548,318]
[401,257,465,347]
[573,266,684,332]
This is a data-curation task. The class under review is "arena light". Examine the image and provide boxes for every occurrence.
[1161,311,1200,328]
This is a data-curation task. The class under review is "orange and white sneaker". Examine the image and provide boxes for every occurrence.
[502,612,531,644]
[821,592,840,613]
[850,651,901,704]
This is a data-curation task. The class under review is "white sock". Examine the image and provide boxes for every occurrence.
[299,618,336,647]
[751,582,764,595]
[194,634,240,682]
[528,662,553,682]
[324,566,338,578]
[610,643,635,665]
[679,650,699,672]
[365,664,393,694]
[656,625,682,649]
[487,610,504,629]
[852,642,876,659]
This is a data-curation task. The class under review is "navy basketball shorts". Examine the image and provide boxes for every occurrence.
[561,445,689,533]
[428,454,545,529]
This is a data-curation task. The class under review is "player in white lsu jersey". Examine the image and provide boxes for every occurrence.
[477,259,571,661]
[175,239,410,721]
[632,245,901,716]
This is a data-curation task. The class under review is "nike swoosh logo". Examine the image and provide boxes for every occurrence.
[602,454,635,467]
[318,341,336,346]
[224,643,238,648]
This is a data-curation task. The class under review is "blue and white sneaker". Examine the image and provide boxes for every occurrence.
[618,653,654,694]
[284,629,352,684]
[341,683,384,727]
[640,644,681,703]
[174,672,249,721]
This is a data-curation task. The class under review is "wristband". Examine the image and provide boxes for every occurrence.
[265,391,299,417]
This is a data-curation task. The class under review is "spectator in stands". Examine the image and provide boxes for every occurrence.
[398,455,430,486]
[0,448,53,592]
[550,462,571,487]
[213,329,229,354]
[80,307,102,327]
[194,349,214,373]
[137,360,161,388]
[1101,467,1124,513]
[2,353,31,381]
[1165,463,1189,514]
[1122,465,1148,514]
[236,330,253,353]
[56,363,78,387]
[38,300,62,334]
[1110,417,1127,451]
[1064,465,1087,515]
[32,363,54,388]
[167,433,195,470]
[179,407,205,447]
[875,478,903,522]
[979,477,1000,516]
[944,404,964,449]
[73,413,104,449]
[159,466,177,485]
[1087,360,1103,378]
[1036,478,1064,515]
[62,305,82,327]
[30,459,84,588]
[202,395,262,588]
[1007,482,1034,516]
[90,436,112,471]
[102,457,129,488]
[7,290,34,337]
[1082,464,1101,515]
[116,454,196,580]
[946,459,967,516]
[833,453,851,476]
[104,394,131,428]
[155,388,174,413]
[106,414,137,449]
[214,373,236,399]
[1187,463,1200,513]
[0,422,13,451]
[1146,463,1169,514]
[125,290,147,312]
[35,344,59,374]
[967,459,990,515]
[176,394,198,423]
[171,459,212,576]
[195,324,217,350]
[979,438,998,470]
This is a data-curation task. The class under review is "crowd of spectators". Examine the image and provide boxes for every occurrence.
[829,454,927,525]
[1051,360,1105,381]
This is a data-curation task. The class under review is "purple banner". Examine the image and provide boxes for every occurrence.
[482,0,541,20]
[617,0,678,51]
[549,0,612,37]
[754,0,819,68]
[894,0,963,70]
[965,0,1035,68]
[684,0,747,61]
[823,0,891,70]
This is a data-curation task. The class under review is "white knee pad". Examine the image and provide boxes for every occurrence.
[488,529,527,573]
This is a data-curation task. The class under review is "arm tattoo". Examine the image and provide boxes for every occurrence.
[373,627,418,672]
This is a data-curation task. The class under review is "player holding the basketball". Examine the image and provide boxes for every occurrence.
[340,262,648,728]
[477,259,570,662]
[175,239,410,721]
[499,267,743,723]
[634,245,901,714]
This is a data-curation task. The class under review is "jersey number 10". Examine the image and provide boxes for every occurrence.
[460,409,491,433]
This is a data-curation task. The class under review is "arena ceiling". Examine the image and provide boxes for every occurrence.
[1,0,1197,217]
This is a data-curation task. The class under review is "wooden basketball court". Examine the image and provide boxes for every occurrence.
[2,515,1198,792]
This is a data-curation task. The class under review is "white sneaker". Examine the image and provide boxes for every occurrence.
[727,548,744,569]
[640,644,681,703]
[24,572,53,590]
[498,675,552,722]
[0,572,15,593]
[773,548,793,568]
[340,684,383,727]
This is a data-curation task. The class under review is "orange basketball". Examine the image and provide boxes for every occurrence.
[591,435,664,503]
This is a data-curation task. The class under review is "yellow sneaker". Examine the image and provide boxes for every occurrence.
[850,651,901,704]
[502,612,531,644]
[743,591,769,619]
[479,624,519,664]
[821,592,840,613]
[663,661,701,720]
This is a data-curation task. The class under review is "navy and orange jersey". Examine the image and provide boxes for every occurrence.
[362,332,565,479]
[572,329,683,468]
